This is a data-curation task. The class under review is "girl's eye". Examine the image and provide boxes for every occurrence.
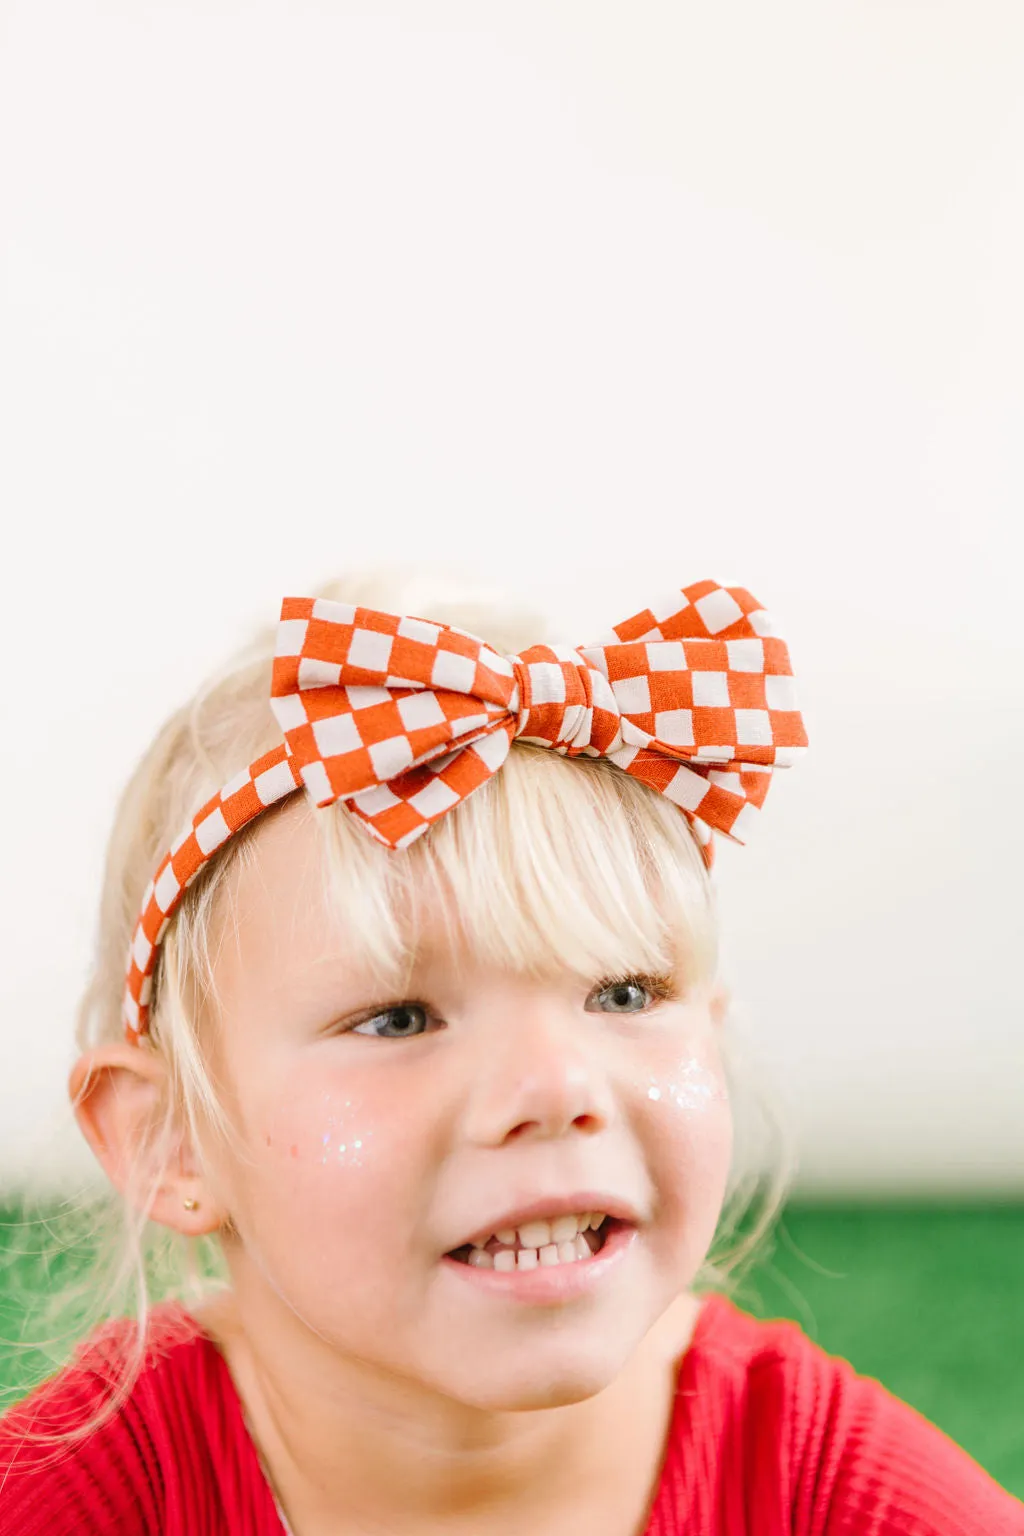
[351,1004,430,1039]
[344,973,675,1037]
[587,974,673,1014]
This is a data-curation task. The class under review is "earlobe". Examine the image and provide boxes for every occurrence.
[68,1045,227,1237]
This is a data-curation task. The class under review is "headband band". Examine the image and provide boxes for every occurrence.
[122,579,808,1040]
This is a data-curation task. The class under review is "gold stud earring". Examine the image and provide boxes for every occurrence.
[183,1197,199,1211]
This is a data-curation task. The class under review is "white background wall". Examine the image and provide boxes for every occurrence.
[1,1,1021,1196]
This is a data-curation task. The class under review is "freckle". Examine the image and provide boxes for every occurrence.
[290,1145,298,1158]
[265,1134,272,1146]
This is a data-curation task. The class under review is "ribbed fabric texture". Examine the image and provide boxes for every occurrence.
[1,1292,1020,1533]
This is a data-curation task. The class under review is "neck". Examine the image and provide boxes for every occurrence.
[197,1285,702,1536]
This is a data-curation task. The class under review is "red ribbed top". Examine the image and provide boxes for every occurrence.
[1,1292,1019,1533]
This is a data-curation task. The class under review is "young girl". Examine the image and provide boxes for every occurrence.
[0,572,1018,1534]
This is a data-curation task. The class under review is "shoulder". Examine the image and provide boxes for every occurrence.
[0,1299,276,1536]
[663,1292,1023,1534]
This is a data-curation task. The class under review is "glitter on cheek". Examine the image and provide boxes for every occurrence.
[336,1132,369,1167]
[315,1099,374,1167]
[264,1090,374,1168]
[645,1056,728,1112]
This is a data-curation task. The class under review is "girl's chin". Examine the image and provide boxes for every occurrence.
[428,1346,635,1414]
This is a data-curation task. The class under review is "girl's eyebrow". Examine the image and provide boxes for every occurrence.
[297,951,422,998]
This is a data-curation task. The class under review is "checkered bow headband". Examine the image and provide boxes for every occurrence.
[122,579,808,1040]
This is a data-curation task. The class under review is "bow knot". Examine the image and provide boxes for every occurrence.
[509,646,623,756]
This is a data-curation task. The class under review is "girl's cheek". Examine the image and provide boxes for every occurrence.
[259,1084,384,1184]
[642,1053,730,1115]
[637,1051,733,1181]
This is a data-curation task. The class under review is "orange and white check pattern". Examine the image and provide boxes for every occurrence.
[122,580,808,1039]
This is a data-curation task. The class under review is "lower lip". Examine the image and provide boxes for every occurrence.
[441,1222,638,1306]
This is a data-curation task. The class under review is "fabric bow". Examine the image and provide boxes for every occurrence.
[270,578,808,867]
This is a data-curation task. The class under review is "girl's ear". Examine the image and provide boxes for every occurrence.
[68,1045,229,1237]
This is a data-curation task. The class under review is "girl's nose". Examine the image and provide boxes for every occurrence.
[461,999,617,1147]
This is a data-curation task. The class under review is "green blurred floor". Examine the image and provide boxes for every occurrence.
[1,1199,1021,1500]
[730,1200,1023,1500]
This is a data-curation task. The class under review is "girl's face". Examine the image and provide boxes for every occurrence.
[203,801,733,1412]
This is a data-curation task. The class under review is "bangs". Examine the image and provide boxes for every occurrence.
[311,744,719,998]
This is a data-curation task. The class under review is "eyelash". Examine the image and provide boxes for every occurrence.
[344,972,678,1040]
[593,972,677,1010]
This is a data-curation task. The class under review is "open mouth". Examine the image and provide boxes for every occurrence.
[446,1213,623,1272]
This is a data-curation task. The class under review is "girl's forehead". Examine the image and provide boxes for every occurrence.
[223,802,455,969]
[222,810,325,935]
[211,769,712,1008]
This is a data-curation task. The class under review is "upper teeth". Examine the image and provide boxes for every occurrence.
[484,1212,603,1249]
[465,1212,608,1272]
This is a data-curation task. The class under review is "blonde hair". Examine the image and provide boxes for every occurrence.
[0,568,798,1457]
